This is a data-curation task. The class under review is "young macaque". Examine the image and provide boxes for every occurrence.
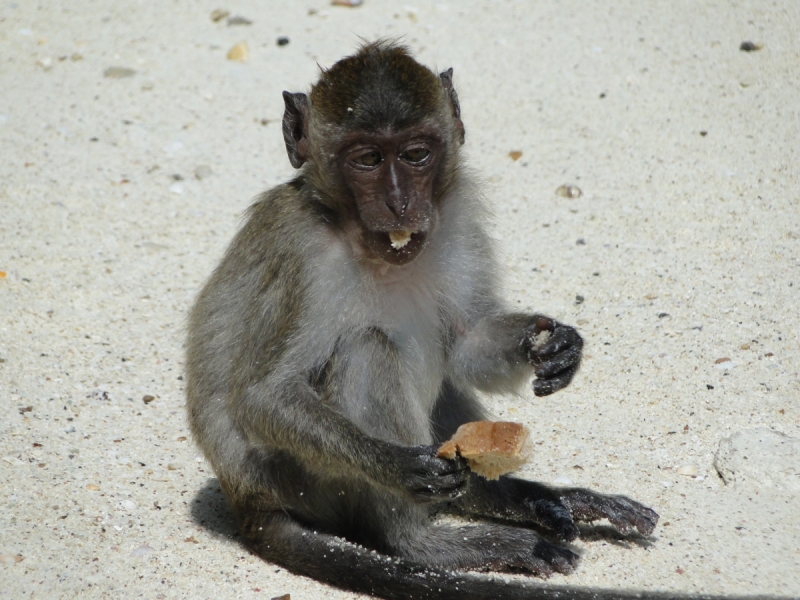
[186,41,658,600]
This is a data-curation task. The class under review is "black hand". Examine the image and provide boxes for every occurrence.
[524,315,583,396]
[395,445,470,503]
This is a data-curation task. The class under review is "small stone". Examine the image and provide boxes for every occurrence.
[332,0,362,6]
[120,499,137,512]
[714,357,733,369]
[676,465,698,477]
[194,165,213,180]
[574,295,584,305]
[555,184,582,198]
[276,36,290,47]
[271,594,290,600]
[508,150,522,161]
[227,41,249,62]
[227,15,253,26]
[142,394,155,404]
[167,463,178,471]
[86,484,100,491]
[104,66,136,78]
[739,41,762,52]
[576,238,586,245]
[210,9,229,22]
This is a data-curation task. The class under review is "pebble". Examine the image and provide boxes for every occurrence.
[555,184,582,198]
[714,428,800,492]
[104,66,136,78]
[508,150,522,161]
[676,465,698,476]
[227,41,249,62]
[129,545,154,558]
[332,0,363,6]
[276,36,290,47]
[210,9,229,22]
[739,41,762,52]
[227,15,253,26]
[119,499,137,512]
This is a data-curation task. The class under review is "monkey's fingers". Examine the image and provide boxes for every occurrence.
[533,344,582,380]
[409,475,470,502]
[509,538,579,578]
[562,490,660,537]
[532,324,583,360]
[533,363,579,397]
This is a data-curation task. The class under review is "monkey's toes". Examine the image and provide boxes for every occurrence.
[530,539,579,576]
[601,502,659,537]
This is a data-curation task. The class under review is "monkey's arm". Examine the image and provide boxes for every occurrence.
[449,313,583,396]
[234,377,468,502]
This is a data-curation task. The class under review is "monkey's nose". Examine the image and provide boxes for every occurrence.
[385,194,408,218]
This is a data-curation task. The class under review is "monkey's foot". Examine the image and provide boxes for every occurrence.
[560,489,659,537]
[518,537,580,577]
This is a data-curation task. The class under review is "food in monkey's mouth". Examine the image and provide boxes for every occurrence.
[389,230,413,250]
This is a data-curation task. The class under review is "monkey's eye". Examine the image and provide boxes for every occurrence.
[400,148,430,164]
[353,151,383,168]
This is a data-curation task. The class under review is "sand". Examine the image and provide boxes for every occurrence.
[1,1,798,598]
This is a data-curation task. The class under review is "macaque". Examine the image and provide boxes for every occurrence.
[186,41,658,600]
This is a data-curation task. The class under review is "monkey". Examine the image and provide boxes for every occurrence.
[186,41,661,600]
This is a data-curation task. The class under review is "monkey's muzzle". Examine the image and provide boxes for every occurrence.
[365,229,428,265]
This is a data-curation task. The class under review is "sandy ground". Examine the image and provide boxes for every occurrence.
[1,1,799,598]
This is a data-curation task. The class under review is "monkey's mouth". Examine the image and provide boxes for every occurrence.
[365,229,428,265]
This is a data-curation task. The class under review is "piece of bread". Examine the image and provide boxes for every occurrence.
[437,421,530,480]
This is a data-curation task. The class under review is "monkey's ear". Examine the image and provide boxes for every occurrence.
[439,68,465,145]
[282,91,311,168]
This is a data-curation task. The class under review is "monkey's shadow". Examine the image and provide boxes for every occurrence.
[189,478,240,541]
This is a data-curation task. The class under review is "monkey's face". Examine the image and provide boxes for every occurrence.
[339,128,442,266]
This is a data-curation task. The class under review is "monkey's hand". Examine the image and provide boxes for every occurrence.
[524,315,583,397]
[392,445,470,503]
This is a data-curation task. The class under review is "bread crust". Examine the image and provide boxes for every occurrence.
[437,421,530,479]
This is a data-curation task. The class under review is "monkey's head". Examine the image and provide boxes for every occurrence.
[282,41,465,266]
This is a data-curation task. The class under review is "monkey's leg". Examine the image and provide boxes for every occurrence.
[455,476,659,542]
[432,383,658,541]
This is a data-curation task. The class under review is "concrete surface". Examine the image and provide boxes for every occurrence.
[1,1,799,598]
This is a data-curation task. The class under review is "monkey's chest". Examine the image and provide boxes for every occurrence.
[371,278,447,413]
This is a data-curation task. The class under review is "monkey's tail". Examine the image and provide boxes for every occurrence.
[246,513,751,600]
